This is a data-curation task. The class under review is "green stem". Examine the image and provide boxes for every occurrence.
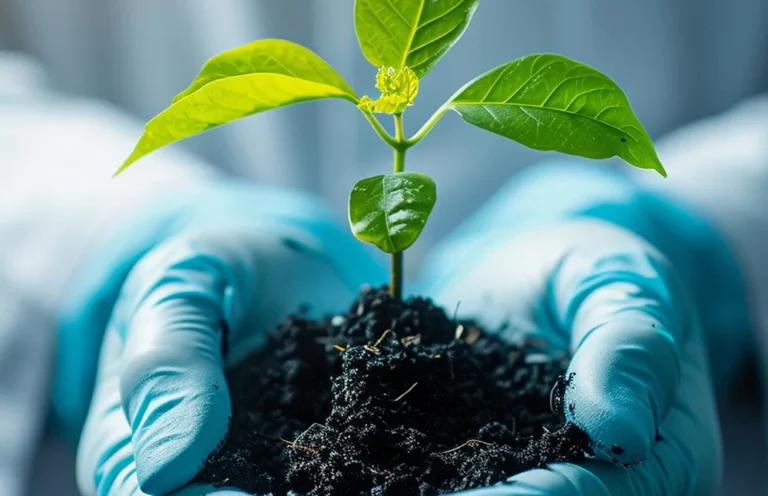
[393,114,406,166]
[390,113,406,300]
[391,251,403,301]
[405,104,451,147]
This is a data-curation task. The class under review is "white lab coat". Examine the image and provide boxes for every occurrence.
[0,53,217,496]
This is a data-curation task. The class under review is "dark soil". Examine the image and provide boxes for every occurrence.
[195,287,591,495]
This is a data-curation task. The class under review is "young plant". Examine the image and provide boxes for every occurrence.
[117,0,665,301]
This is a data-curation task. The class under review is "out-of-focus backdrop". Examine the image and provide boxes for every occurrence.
[2,0,767,270]
[1,1,768,495]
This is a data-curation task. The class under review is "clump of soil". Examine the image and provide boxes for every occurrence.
[195,287,591,495]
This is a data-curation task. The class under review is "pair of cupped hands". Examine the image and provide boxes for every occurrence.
[60,160,733,496]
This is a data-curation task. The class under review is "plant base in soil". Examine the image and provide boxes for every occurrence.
[194,287,591,495]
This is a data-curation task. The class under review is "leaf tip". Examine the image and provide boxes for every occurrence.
[112,161,131,178]
[114,148,143,178]
[646,151,667,178]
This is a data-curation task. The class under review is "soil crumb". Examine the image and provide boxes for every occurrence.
[195,287,591,495]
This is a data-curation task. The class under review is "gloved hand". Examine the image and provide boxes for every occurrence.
[70,181,387,496]
[418,160,739,495]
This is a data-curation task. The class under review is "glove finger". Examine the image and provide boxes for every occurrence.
[452,320,720,496]
[421,220,687,464]
[75,333,252,496]
[112,229,262,494]
[117,225,373,494]
[549,222,686,464]
[76,331,147,496]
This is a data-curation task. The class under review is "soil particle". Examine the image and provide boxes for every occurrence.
[195,288,591,495]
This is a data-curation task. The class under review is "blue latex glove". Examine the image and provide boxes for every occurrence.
[419,160,747,495]
[68,181,387,496]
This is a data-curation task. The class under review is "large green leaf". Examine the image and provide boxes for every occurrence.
[448,54,666,176]
[117,40,356,175]
[349,172,437,254]
[172,39,356,103]
[354,0,479,78]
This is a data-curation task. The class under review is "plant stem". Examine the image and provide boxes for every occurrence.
[406,104,451,147]
[390,113,406,300]
[391,251,403,300]
[393,114,406,168]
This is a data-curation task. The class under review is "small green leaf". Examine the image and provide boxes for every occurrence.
[117,39,357,175]
[354,0,479,78]
[375,65,418,99]
[448,54,666,176]
[358,66,419,114]
[349,172,437,254]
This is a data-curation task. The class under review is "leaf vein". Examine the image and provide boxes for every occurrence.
[480,105,504,126]
[540,75,589,106]
[502,59,561,104]
[472,101,637,142]
[303,60,334,86]
[563,87,610,111]
[476,66,515,103]
[264,55,300,79]
[416,0,466,30]
[593,104,622,120]
[519,106,551,131]
[407,19,466,57]
[400,0,426,68]
[383,0,412,27]
[367,4,401,48]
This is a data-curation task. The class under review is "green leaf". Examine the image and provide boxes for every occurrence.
[117,39,357,175]
[447,54,666,176]
[358,66,419,114]
[349,172,437,254]
[354,0,479,78]
[172,39,356,103]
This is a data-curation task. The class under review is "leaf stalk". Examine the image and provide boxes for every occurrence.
[406,104,451,147]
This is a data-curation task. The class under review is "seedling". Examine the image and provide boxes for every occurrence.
[117,0,665,301]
